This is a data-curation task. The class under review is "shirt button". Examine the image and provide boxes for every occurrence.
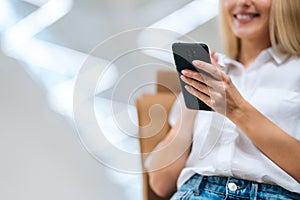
[228,182,238,191]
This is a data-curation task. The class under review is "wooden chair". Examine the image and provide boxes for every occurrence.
[136,70,181,200]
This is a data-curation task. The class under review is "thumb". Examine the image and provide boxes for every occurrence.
[210,51,224,71]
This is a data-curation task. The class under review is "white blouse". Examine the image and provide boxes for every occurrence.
[170,48,300,193]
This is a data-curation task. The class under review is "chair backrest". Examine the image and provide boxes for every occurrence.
[136,70,180,200]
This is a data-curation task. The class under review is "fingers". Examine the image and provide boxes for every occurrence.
[181,72,226,97]
[181,68,225,91]
[180,75,211,95]
[184,85,212,107]
[191,60,225,81]
[184,84,224,108]
[184,80,227,113]
[180,57,231,112]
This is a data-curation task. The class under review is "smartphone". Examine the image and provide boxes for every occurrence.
[172,42,212,110]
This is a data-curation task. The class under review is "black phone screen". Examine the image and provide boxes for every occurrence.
[172,42,212,111]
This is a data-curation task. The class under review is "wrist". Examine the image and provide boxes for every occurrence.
[227,100,251,126]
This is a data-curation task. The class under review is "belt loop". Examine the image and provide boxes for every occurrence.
[193,175,204,196]
[225,177,231,196]
[250,182,258,200]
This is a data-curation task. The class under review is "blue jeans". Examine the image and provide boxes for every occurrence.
[171,174,300,200]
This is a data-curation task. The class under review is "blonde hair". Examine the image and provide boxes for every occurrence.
[220,0,300,58]
[219,0,239,59]
[270,0,300,56]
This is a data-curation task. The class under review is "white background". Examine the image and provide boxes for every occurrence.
[0,0,222,199]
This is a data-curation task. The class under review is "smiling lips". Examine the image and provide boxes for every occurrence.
[234,13,260,23]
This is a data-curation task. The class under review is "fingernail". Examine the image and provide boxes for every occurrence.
[184,85,191,90]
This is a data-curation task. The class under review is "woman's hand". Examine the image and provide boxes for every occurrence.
[180,56,246,120]
[181,55,300,182]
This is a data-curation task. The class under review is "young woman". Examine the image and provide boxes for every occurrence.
[146,0,300,199]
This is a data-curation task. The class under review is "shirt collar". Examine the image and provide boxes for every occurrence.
[215,53,240,72]
[218,47,290,68]
[266,48,290,65]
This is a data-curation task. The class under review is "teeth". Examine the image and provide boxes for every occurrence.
[235,14,255,20]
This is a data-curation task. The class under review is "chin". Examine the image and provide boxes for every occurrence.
[233,29,260,40]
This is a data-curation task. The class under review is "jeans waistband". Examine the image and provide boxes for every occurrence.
[185,174,300,199]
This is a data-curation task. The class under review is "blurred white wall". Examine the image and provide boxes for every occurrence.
[0,0,222,200]
[0,51,132,200]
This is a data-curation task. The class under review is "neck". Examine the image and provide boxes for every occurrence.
[238,38,271,68]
